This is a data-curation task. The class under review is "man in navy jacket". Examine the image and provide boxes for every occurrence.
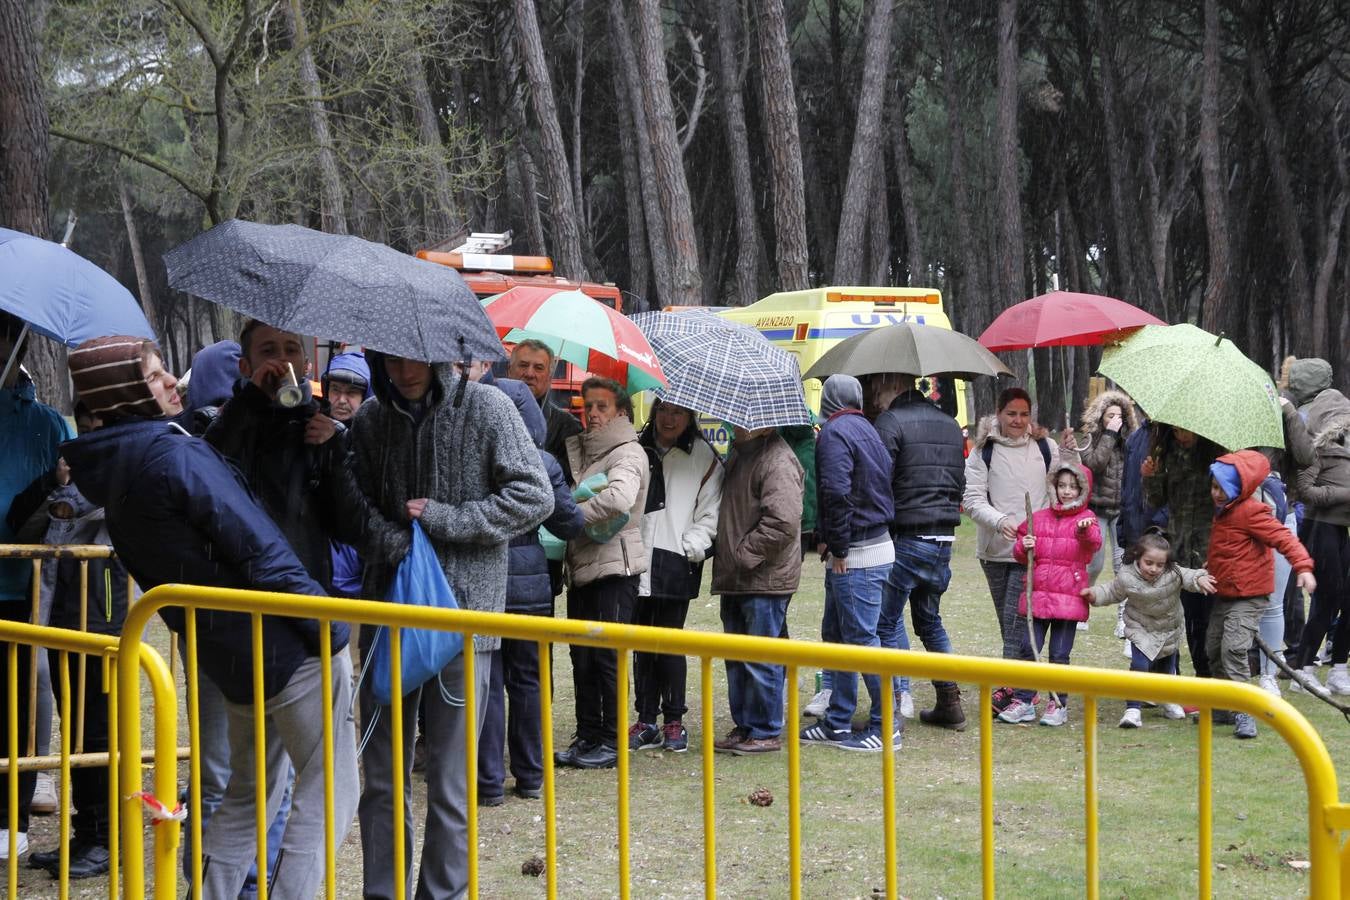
[802,375,897,752]
[63,336,358,900]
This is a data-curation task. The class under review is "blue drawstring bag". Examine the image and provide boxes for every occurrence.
[368,521,463,706]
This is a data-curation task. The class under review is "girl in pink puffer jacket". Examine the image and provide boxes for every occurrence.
[998,462,1102,727]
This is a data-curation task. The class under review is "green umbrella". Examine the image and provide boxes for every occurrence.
[1098,324,1283,451]
[801,322,1012,382]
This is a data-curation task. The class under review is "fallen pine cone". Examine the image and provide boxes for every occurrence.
[748,787,773,807]
[521,855,546,877]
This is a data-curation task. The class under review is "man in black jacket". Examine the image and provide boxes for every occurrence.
[872,384,968,730]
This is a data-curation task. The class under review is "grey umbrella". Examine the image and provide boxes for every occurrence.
[164,219,504,363]
[801,322,1012,382]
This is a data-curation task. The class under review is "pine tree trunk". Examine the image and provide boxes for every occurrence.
[994,0,1028,387]
[890,89,924,285]
[833,0,895,283]
[511,0,587,279]
[632,0,702,304]
[611,56,650,302]
[753,0,811,291]
[1198,0,1231,336]
[607,0,674,303]
[286,0,347,234]
[407,44,462,239]
[713,0,762,306]
[867,160,891,285]
[118,179,157,330]
[1093,1,1137,304]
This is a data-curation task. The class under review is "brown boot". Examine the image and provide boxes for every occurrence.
[919,683,967,731]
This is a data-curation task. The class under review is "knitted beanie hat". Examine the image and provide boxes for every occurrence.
[68,336,162,419]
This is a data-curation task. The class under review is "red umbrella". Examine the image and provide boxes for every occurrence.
[977,291,1165,351]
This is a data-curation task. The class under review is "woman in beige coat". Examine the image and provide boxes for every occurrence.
[556,377,650,770]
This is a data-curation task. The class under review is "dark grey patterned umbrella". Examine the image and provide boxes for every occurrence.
[164,219,504,363]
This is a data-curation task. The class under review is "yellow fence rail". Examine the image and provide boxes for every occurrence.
[111,583,1350,900]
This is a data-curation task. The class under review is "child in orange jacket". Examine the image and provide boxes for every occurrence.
[1206,450,1316,739]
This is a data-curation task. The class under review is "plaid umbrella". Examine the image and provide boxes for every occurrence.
[632,310,812,430]
[164,219,505,363]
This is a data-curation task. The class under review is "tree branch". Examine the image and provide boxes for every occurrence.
[49,126,209,203]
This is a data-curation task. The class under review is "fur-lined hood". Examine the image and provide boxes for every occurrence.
[1079,389,1139,437]
[1047,460,1093,515]
[970,414,1047,450]
[1308,389,1350,455]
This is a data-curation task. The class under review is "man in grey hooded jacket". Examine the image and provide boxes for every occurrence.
[348,351,552,900]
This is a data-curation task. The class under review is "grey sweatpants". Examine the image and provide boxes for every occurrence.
[201,652,359,900]
[358,649,493,900]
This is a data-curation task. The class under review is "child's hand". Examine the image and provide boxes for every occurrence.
[1297,571,1318,593]
[1021,535,1036,550]
[1077,517,1094,531]
[1079,588,1093,600]
[1140,457,1158,478]
[1196,574,1217,594]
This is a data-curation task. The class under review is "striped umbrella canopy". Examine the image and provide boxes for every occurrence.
[632,309,812,430]
[481,287,666,391]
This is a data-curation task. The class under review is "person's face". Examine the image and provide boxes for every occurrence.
[326,382,365,422]
[1173,427,1197,448]
[240,325,309,394]
[141,353,182,416]
[456,360,492,382]
[998,399,1031,439]
[385,357,433,402]
[1055,472,1081,505]
[583,387,621,431]
[507,347,553,400]
[1210,477,1229,507]
[653,402,693,448]
[1137,547,1169,582]
[1103,405,1123,428]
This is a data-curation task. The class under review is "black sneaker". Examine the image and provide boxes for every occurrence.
[800,723,849,744]
[479,793,505,807]
[555,736,595,768]
[662,721,688,752]
[573,741,618,769]
[513,784,543,800]
[628,721,663,751]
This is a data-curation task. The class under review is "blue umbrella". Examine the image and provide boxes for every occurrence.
[0,227,155,346]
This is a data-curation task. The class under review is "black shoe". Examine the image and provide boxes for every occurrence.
[573,741,618,769]
[28,847,59,871]
[479,792,505,807]
[512,784,543,800]
[42,844,110,880]
[554,736,595,768]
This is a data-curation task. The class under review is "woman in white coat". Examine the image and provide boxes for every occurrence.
[962,388,1060,713]
[629,400,723,752]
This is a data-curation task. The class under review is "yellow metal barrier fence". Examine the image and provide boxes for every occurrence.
[119,584,1350,899]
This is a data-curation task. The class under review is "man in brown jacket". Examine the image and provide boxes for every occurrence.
[712,426,805,754]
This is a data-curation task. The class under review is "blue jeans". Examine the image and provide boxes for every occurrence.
[720,595,789,740]
[821,565,888,732]
[1014,619,1077,705]
[881,537,955,691]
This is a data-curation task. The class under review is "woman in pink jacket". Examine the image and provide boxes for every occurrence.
[998,462,1102,726]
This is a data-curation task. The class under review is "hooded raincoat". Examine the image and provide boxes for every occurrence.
[1206,451,1314,598]
[1013,462,1101,621]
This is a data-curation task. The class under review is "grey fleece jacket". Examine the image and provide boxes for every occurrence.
[349,363,553,652]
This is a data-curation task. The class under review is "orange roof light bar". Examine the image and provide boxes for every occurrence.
[417,250,555,274]
[825,291,940,304]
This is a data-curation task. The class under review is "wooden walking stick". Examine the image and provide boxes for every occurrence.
[1024,492,1039,665]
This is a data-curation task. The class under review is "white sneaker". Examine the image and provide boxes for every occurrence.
[1160,703,1186,720]
[31,770,57,815]
[1076,620,1089,631]
[0,829,27,861]
[899,690,914,719]
[1326,668,1350,696]
[804,689,832,718]
[997,699,1038,724]
[1257,673,1281,697]
[1039,700,1069,727]
[1118,708,1142,728]
[1290,667,1326,696]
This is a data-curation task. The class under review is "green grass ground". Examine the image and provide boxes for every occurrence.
[18,520,1350,897]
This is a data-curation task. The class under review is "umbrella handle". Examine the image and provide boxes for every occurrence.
[0,323,30,389]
